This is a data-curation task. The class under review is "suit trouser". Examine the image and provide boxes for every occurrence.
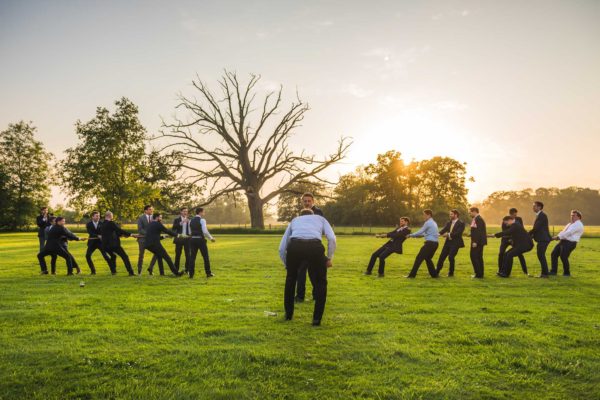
[49,245,80,274]
[367,245,395,275]
[137,239,157,274]
[174,240,191,272]
[284,240,328,321]
[38,237,45,253]
[408,241,439,277]
[296,261,316,300]
[189,238,211,278]
[536,241,550,275]
[145,244,179,275]
[436,241,461,275]
[501,245,533,277]
[38,247,75,274]
[85,241,111,273]
[470,244,485,278]
[104,246,134,275]
[498,240,527,274]
[551,240,577,275]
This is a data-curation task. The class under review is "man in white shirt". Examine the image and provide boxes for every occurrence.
[279,208,336,326]
[189,207,216,278]
[550,210,584,277]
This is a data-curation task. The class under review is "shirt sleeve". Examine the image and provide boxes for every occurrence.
[409,221,428,238]
[201,219,214,240]
[322,218,337,260]
[279,224,293,265]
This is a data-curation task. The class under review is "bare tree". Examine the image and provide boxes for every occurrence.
[157,71,350,228]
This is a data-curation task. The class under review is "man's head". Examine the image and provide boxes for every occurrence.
[300,208,314,216]
[449,209,460,219]
[105,211,113,221]
[301,193,315,209]
[399,217,410,227]
[40,207,48,215]
[153,213,162,222]
[533,201,544,213]
[49,216,56,225]
[180,207,188,218]
[55,216,65,226]
[144,205,153,215]
[571,210,582,223]
[503,215,515,226]
[91,211,100,222]
[509,208,518,217]
[195,207,204,217]
[423,209,433,220]
[469,207,479,218]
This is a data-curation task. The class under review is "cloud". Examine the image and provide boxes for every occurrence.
[433,101,469,111]
[362,46,431,79]
[341,83,372,99]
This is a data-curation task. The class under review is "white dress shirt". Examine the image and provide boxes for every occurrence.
[557,220,584,242]
[200,218,213,240]
[278,215,336,264]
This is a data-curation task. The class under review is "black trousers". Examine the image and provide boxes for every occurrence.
[38,247,75,275]
[536,241,550,275]
[366,245,395,275]
[498,240,527,275]
[551,240,577,275]
[501,245,533,277]
[85,241,111,274]
[470,244,485,278]
[436,241,461,275]
[408,241,439,277]
[104,246,134,275]
[295,261,316,300]
[284,240,328,321]
[137,239,157,274]
[145,244,179,276]
[189,238,211,278]
[174,239,191,272]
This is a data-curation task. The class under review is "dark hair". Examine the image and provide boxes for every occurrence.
[571,210,582,219]
[450,209,460,217]
[302,192,315,200]
[180,207,188,211]
[152,213,161,220]
[143,205,152,211]
[48,216,56,223]
[91,211,99,217]
[423,209,433,216]
[40,206,48,211]
[55,216,64,223]
[400,217,410,224]
[534,201,544,209]
[502,215,514,222]
[300,209,314,216]
[469,207,479,213]
[509,208,518,214]
[195,207,204,214]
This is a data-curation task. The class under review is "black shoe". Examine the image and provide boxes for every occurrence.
[431,274,439,278]
[548,271,557,276]
[471,275,483,279]
[111,272,117,275]
[377,273,385,278]
[294,296,305,303]
[562,274,571,277]
[311,319,321,326]
[446,273,454,277]
[497,273,508,278]
[364,270,372,275]
[75,269,81,275]
[67,273,74,276]
[404,275,415,279]
[535,274,549,278]
[90,272,96,275]
[285,314,293,321]
[128,273,135,276]
[206,273,215,278]
[147,268,153,276]
[40,271,48,275]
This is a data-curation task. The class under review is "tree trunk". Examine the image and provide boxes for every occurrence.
[247,195,265,229]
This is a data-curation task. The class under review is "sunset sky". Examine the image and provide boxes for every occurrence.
[1,0,599,205]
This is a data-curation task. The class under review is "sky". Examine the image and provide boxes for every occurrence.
[1,0,599,206]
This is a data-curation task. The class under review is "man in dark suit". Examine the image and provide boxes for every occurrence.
[189,207,216,279]
[469,207,487,278]
[491,215,534,277]
[36,206,51,252]
[365,217,411,277]
[145,213,183,277]
[529,201,552,277]
[435,209,465,277]
[37,217,85,275]
[84,211,111,275]
[294,192,324,303]
[137,205,157,275]
[172,207,191,274]
[100,211,136,276]
[497,208,528,275]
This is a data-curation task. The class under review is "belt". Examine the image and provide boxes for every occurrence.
[191,236,204,239]
[291,238,321,243]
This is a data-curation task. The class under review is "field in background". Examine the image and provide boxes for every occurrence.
[1,233,599,399]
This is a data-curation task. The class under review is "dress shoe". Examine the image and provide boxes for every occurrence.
[548,271,557,276]
[364,270,372,275]
[404,275,415,279]
[294,296,305,303]
[147,268,153,276]
[90,272,96,276]
[471,275,483,279]
[40,271,48,275]
[535,274,549,278]
[377,273,385,278]
[497,273,508,278]
[67,273,74,276]
[446,273,454,277]
[562,274,571,277]
[206,273,215,278]
[311,319,321,326]
[285,314,293,321]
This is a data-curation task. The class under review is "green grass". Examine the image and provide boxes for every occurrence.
[1,232,599,399]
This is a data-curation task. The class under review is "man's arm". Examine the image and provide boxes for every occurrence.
[137,216,145,235]
[322,218,337,261]
[201,219,214,241]
[160,224,177,237]
[529,213,545,235]
[278,224,293,265]
[408,223,427,238]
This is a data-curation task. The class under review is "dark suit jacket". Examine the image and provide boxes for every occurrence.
[44,225,79,252]
[529,211,552,242]
[146,221,176,248]
[36,215,50,238]
[382,227,411,253]
[312,206,324,217]
[495,222,534,249]
[86,220,103,247]
[439,219,465,248]
[190,216,204,238]
[100,220,131,249]
[470,215,487,246]
[501,217,524,245]
[172,216,190,243]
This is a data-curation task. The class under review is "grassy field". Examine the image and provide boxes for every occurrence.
[1,232,599,399]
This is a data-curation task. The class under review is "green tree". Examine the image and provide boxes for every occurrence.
[276,180,328,222]
[0,121,53,230]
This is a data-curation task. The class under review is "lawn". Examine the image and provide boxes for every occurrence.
[0,232,599,399]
